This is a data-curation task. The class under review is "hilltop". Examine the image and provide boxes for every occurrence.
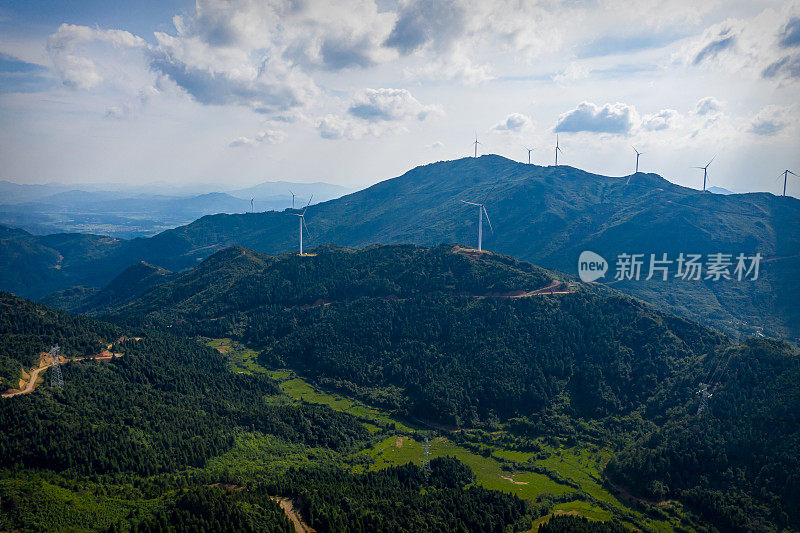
[2,155,798,338]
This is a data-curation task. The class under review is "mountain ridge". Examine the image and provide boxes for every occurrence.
[2,155,798,338]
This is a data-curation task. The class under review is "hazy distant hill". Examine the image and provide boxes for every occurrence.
[0,180,351,238]
[2,155,798,338]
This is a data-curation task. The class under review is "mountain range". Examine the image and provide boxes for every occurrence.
[2,155,798,340]
[0,179,351,238]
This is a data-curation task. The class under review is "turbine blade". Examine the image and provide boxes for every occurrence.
[707,155,716,167]
[460,200,480,206]
[304,194,314,209]
[483,206,494,233]
[789,170,798,176]
[302,218,311,236]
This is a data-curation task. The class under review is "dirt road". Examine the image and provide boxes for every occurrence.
[2,351,124,399]
[2,361,50,398]
[271,497,316,533]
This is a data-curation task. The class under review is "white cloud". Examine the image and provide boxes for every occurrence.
[642,109,680,131]
[347,88,442,122]
[694,96,723,116]
[552,62,591,84]
[46,23,146,89]
[228,129,287,147]
[492,113,533,133]
[555,102,639,135]
[749,104,793,136]
[676,6,800,84]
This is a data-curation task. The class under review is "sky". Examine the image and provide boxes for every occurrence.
[0,0,798,194]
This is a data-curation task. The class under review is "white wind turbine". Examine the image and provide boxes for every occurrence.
[692,156,716,191]
[632,146,644,173]
[779,169,798,197]
[524,146,534,164]
[554,135,563,166]
[289,190,296,209]
[290,195,313,255]
[460,192,494,252]
[473,133,481,158]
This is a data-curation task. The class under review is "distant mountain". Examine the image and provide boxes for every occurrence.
[228,180,352,207]
[707,186,735,195]
[0,180,350,238]
[2,156,799,339]
[42,260,175,314]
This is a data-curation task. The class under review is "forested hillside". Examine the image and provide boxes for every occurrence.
[0,291,122,384]
[608,338,800,531]
[94,243,800,531]
[0,291,539,532]
[3,156,798,339]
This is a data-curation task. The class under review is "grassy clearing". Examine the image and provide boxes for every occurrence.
[204,338,265,375]
[204,338,700,531]
[360,435,573,502]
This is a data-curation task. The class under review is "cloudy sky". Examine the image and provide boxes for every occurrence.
[1,0,798,194]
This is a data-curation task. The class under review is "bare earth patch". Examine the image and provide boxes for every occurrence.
[270,497,316,533]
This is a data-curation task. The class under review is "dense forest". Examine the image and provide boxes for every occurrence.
[2,243,799,531]
[92,244,800,531]
[0,290,542,531]
[608,338,800,531]
[102,245,723,427]
[0,291,123,384]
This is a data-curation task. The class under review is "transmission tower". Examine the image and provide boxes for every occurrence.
[696,383,711,415]
[50,345,64,389]
[422,437,431,476]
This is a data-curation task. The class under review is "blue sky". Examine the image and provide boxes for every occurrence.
[0,0,798,195]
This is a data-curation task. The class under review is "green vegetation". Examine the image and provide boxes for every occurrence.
[1,240,798,531]
[0,291,123,384]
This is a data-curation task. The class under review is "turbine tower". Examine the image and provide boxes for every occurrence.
[780,169,798,197]
[289,190,296,209]
[50,345,63,389]
[632,146,644,173]
[460,194,494,252]
[290,195,313,255]
[473,133,481,158]
[692,156,716,191]
[250,198,254,213]
[554,135,563,166]
[524,146,534,165]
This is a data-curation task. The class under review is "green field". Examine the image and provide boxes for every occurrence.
[201,337,704,531]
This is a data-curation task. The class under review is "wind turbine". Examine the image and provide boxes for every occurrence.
[473,133,481,158]
[460,192,494,252]
[692,156,716,191]
[250,198,254,213]
[289,190,296,209]
[554,135,563,166]
[779,169,798,197]
[290,195,313,255]
[632,146,644,173]
[524,146,534,165]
